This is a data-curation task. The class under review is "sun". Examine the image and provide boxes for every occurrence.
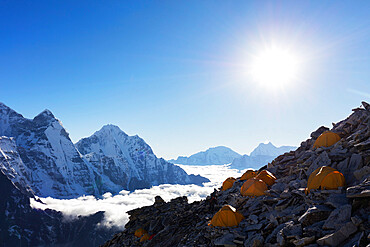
[250,46,300,89]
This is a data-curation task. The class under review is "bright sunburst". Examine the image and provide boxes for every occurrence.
[251,46,300,89]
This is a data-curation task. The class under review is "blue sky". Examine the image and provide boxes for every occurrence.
[1,1,369,159]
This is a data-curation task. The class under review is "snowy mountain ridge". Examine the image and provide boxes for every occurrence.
[250,141,296,157]
[0,103,208,199]
[231,142,297,170]
[76,124,208,192]
[169,142,296,169]
[168,146,241,165]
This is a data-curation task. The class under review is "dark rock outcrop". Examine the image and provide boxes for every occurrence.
[0,169,118,247]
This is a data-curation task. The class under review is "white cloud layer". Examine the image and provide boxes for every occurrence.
[30,165,246,229]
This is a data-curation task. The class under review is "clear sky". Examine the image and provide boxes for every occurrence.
[1,1,369,159]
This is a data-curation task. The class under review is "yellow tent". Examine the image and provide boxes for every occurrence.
[210,205,245,227]
[255,170,276,186]
[222,177,236,191]
[140,233,150,242]
[306,166,345,193]
[240,178,268,197]
[240,170,256,181]
[134,228,147,238]
[313,131,341,148]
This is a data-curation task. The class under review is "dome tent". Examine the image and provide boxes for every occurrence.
[306,166,345,193]
[140,233,150,242]
[313,131,341,148]
[134,228,147,238]
[240,178,267,197]
[222,177,236,191]
[255,170,276,186]
[210,205,244,227]
[240,170,256,181]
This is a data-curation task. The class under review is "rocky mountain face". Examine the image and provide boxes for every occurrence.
[230,143,297,170]
[250,142,296,157]
[169,146,242,165]
[0,103,208,198]
[230,154,277,170]
[76,125,209,192]
[0,169,118,247]
[101,102,370,247]
[0,102,98,198]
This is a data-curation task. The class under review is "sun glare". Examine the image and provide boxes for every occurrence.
[251,46,300,89]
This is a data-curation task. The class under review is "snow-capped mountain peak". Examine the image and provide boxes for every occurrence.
[250,142,296,157]
[76,125,208,192]
[0,103,208,198]
[169,146,241,165]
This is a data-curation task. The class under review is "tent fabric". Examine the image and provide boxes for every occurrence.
[222,177,236,191]
[313,131,341,148]
[140,233,150,242]
[240,170,256,181]
[134,228,147,238]
[240,178,267,197]
[210,205,245,227]
[255,170,276,186]
[306,166,345,193]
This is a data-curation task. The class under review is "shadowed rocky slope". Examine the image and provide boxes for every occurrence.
[0,169,118,247]
[101,102,370,247]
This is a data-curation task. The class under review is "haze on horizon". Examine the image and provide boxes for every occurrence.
[1,1,369,159]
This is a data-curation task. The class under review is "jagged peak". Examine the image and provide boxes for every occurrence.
[0,102,9,109]
[33,109,55,120]
[0,102,24,117]
[257,141,274,147]
[95,124,128,137]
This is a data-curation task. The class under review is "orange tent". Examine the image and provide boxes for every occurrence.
[240,178,268,197]
[255,170,276,186]
[240,170,256,181]
[134,228,147,238]
[313,131,341,148]
[140,233,150,242]
[306,166,345,193]
[222,177,236,191]
[210,205,245,227]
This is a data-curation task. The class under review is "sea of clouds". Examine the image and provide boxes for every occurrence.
[30,164,247,229]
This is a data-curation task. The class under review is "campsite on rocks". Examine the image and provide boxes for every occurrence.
[1,1,370,247]
[102,102,370,247]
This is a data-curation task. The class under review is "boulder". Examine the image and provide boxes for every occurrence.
[353,166,370,181]
[292,236,315,247]
[244,232,264,247]
[323,204,352,230]
[310,126,330,139]
[214,233,236,247]
[362,101,370,111]
[298,205,331,226]
[346,180,370,198]
[317,222,357,246]
[324,193,349,208]
[306,151,331,176]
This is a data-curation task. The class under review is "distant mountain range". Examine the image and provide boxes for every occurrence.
[0,103,208,199]
[169,142,296,169]
[168,146,241,165]
[249,142,296,157]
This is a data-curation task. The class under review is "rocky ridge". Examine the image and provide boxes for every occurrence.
[0,103,208,198]
[76,124,209,192]
[101,102,370,247]
[0,168,118,246]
